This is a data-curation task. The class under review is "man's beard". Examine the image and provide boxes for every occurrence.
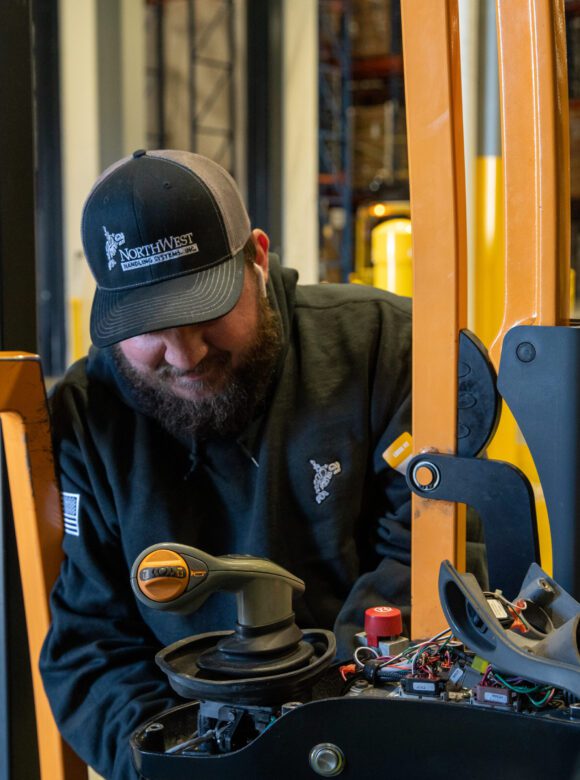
[113,293,283,439]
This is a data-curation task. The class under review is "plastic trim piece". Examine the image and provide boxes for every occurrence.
[439,560,580,698]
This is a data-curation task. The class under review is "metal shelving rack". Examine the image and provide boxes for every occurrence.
[318,0,353,282]
[146,0,237,172]
[318,1,408,283]
[187,0,236,169]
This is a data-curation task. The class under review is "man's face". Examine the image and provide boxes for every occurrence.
[113,261,282,438]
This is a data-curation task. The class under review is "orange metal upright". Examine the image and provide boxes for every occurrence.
[0,353,85,779]
[490,0,570,368]
[488,0,570,573]
[400,0,468,637]
[402,0,571,639]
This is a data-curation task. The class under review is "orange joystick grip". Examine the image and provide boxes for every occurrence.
[137,548,190,603]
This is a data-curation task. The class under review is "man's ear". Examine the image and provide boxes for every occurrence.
[252,229,270,282]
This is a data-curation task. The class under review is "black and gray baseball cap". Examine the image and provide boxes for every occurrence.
[81,149,251,347]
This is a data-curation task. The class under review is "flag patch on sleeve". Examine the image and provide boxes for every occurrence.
[62,492,80,536]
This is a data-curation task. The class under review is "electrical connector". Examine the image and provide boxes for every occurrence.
[401,676,444,697]
[475,685,513,707]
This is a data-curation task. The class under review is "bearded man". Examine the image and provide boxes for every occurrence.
[40,149,412,780]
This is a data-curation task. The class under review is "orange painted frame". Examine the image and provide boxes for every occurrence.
[400,0,468,637]
[402,0,570,639]
[490,0,570,370]
[0,354,85,779]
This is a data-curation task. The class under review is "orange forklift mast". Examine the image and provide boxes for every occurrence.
[400,0,468,637]
[492,0,570,359]
[401,0,572,638]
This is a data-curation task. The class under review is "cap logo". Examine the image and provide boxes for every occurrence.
[104,230,200,273]
[103,226,126,270]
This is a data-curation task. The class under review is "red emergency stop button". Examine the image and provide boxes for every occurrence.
[364,606,403,647]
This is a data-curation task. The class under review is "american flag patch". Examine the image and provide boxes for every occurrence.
[62,492,80,536]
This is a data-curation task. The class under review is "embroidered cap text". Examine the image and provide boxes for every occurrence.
[117,232,199,272]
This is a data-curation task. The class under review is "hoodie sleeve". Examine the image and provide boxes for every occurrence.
[39,381,182,780]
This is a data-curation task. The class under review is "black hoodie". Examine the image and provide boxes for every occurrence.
[40,258,412,779]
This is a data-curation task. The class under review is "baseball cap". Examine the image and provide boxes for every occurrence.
[81,149,251,347]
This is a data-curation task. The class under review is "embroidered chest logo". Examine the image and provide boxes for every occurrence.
[103,226,126,270]
[310,459,342,504]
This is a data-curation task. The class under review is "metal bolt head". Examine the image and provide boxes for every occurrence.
[349,679,370,694]
[309,743,345,776]
[516,342,536,362]
[281,701,303,715]
[538,578,554,593]
[411,460,441,491]
[145,723,164,733]
[143,722,165,752]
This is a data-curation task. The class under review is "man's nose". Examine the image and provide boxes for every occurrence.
[161,325,209,370]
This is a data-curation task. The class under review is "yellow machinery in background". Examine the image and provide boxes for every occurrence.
[351,201,412,294]
[372,215,412,296]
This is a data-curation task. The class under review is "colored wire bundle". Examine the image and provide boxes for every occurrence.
[377,627,454,677]
[480,665,557,709]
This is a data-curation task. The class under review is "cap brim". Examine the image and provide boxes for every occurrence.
[90,252,246,347]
